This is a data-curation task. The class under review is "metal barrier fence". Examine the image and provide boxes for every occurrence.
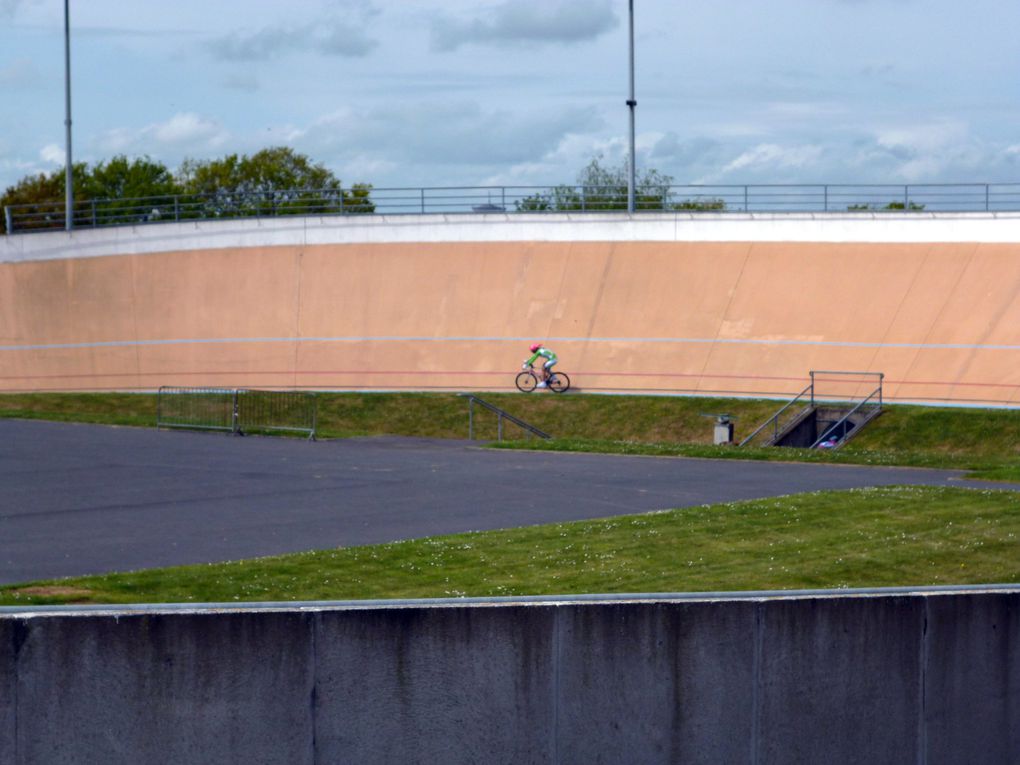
[157,386,317,440]
[7,182,1020,233]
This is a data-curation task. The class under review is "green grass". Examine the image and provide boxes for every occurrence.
[4,391,1020,477]
[2,486,1018,606]
[0,391,802,441]
[0,393,159,428]
[489,435,1020,476]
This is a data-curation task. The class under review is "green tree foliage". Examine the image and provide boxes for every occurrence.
[87,155,180,200]
[848,201,925,212]
[84,156,183,225]
[579,156,674,211]
[515,156,726,213]
[1,163,90,233]
[2,147,374,232]
[1,156,183,232]
[178,146,374,216]
[674,197,726,211]
[179,147,336,196]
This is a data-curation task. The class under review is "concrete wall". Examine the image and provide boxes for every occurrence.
[3,213,1020,404]
[1,588,1018,764]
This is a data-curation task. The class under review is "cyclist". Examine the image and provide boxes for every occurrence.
[523,343,558,388]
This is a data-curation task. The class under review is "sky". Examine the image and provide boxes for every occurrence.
[2,0,1020,194]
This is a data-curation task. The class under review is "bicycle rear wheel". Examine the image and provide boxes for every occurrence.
[547,371,570,393]
[515,371,538,392]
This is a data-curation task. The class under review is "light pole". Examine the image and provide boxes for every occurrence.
[626,0,636,214]
[64,0,73,231]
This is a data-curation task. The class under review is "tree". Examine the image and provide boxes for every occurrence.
[847,201,925,212]
[84,155,183,225]
[1,163,90,233]
[177,146,374,216]
[514,156,719,213]
[87,155,180,200]
[575,156,674,211]
[1,157,185,232]
[2,146,375,232]
[674,197,726,211]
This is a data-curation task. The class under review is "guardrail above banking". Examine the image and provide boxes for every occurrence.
[6,181,1020,234]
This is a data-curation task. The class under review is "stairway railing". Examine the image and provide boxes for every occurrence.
[810,382,883,449]
[460,394,551,441]
[739,383,814,447]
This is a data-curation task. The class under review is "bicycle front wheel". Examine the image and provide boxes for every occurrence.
[515,371,538,392]
[548,371,570,393]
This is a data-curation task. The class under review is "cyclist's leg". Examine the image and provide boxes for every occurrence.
[543,358,556,381]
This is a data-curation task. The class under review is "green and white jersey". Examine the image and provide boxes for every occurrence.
[525,347,557,365]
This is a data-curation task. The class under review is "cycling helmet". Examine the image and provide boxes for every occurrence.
[529,343,541,352]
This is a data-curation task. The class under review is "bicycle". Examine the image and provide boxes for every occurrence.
[515,365,571,393]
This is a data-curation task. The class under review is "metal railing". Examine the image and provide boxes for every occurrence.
[7,182,1020,234]
[738,382,814,448]
[460,394,551,441]
[809,370,884,408]
[739,371,883,448]
[810,378,884,449]
[157,386,317,440]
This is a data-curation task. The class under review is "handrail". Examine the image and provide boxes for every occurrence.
[459,394,551,441]
[738,383,813,447]
[740,370,884,448]
[810,385,883,449]
[7,181,1020,234]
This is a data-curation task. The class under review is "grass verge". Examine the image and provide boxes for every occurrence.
[2,486,1018,606]
[488,437,1020,480]
[4,391,1020,478]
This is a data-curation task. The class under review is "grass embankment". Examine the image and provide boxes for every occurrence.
[0,391,780,439]
[2,485,1017,606]
[3,391,1020,478]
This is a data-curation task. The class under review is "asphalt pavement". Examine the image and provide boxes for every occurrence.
[1,419,1014,584]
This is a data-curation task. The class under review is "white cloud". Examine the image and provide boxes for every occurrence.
[93,113,229,155]
[39,143,64,165]
[845,121,984,182]
[721,144,824,174]
[208,19,377,61]
[479,131,686,188]
[431,0,618,51]
[874,120,968,154]
[894,157,943,181]
[294,100,604,170]
[211,26,300,61]
[151,113,224,144]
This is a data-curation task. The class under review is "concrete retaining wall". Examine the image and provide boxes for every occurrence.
[2,588,1018,764]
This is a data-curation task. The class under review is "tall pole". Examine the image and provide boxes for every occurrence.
[64,0,73,231]
[626,0,636,214]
